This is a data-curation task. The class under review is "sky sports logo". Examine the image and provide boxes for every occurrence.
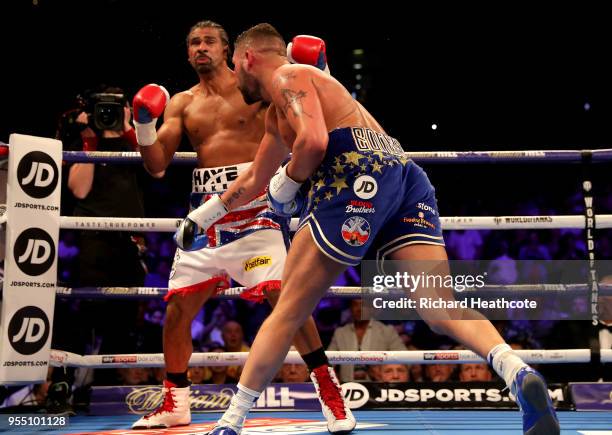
[102,356,137,364]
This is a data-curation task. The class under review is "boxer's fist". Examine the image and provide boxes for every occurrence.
[266,163,304,217]
[132,84,169,146]
[267,188,304,217]
[174,217,209,251]
[133,84,169,123]
[174,195,228,251]
[287,35,330,74]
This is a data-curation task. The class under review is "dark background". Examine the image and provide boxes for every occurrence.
[3,1,612,150]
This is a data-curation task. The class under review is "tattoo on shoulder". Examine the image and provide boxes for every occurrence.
[273,72,298,89]
[281,88,311,118]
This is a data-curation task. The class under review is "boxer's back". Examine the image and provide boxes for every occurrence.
[274,65,385,145]
[311,68,385,134]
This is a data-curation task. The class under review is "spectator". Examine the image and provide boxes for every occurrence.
[144,259,172,288]
[407,345,425,382]
[279,364,310,383]
[445,230,484,260]
[145,306,165,327]
[152,368,166,384]
[2,383,50,408]
[57,231,79,283]
[599,273,612,352]
[486,240,518,284]
[117,368,152,386]
[206,344,238,385]
[192,302,235,346]
[379,364,410,382]
[425,364,456,382]
[458,363,493,382]
[328,300,406,382]
[221,321,250,380]
[1,368,53,408]
[188,366,208,384]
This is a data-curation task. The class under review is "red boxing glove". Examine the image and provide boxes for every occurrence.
[287,35,330,74]
[133,84,169,123]
[82,136,98,152]
[132,84,170,146]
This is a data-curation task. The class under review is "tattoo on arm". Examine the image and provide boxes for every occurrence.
[281,88,312,118]
[225,187,246,208]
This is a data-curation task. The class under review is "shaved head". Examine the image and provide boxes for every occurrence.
[234,23,286,56]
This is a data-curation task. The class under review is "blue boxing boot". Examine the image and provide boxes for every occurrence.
[488,344,560,435]
[206,426,239,435]
[512,367,560,435]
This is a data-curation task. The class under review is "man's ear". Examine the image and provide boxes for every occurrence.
[245,49,255,69]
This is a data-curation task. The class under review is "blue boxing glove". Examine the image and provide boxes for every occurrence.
[266,163,304,217]
[174,195,228,251]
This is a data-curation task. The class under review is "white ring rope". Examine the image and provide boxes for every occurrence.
[49,349,604,369]
[57,214,612,233]
[55,284,612,300]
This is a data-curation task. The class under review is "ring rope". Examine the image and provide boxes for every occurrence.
[55,284,612,300]
[1,143,612,164]
[55,214,612,233]
[48,348,608,369]
[57,148,612,164]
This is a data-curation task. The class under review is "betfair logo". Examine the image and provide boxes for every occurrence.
[244,256,272,272]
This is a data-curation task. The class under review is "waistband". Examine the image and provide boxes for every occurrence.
[326,127,405,157]
[192,162,252,193]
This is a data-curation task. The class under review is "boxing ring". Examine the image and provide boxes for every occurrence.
[2,137,612,434]
[32,410,612,434]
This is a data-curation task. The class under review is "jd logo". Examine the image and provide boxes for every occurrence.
[8,306,50,355]
[341,382,370,409]
[17,151,59,198]
[14,228,55,276]
[353,175,378,199]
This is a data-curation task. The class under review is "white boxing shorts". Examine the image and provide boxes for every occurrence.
[167,162,290,302]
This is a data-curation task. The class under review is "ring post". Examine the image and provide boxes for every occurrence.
[0,134,61,385]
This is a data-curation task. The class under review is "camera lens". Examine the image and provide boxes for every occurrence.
[94,103,123,131]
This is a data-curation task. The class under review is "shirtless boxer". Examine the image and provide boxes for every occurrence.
[130,21,354,433]
[177,23,561,435]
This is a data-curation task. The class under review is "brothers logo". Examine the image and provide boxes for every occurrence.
[8,306,50,355]
[13,228,55,276]
[17,151,59,198]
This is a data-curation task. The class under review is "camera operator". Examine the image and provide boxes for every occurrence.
[67,85,147,288]
[50,86,156,409]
